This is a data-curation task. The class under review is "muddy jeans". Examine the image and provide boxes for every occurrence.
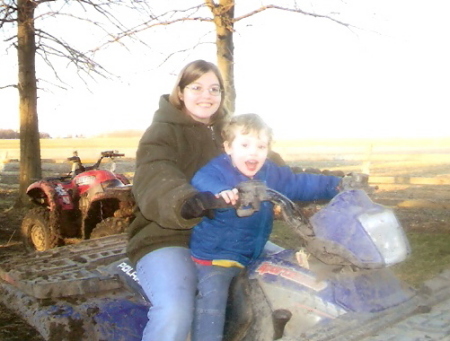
[191,264,242,341]
[136,247,197,341]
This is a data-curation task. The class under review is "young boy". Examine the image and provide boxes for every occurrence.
[188,113,342,341]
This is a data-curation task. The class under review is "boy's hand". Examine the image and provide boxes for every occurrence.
[218,188,239,206]
[339,173,374,193]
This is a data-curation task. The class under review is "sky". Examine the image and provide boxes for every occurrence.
[1,0,449,139]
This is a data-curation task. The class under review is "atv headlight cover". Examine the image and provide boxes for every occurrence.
[358,208,411,266]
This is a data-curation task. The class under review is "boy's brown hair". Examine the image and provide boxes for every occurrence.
[221,113,273,147]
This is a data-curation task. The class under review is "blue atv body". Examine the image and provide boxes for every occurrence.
[0,186,414,340]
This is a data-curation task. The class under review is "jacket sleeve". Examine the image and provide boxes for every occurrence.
[269,163,341,202]
[132,123,199,229]
[190,160,230,195]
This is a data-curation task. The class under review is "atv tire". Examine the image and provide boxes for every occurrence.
[90,217,129,239]
[21,207,60,252]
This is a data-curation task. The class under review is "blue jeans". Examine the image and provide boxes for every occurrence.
[191,264,242,341]
[136,247,197,341]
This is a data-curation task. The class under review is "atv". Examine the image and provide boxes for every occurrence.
[20,150,135,252]
[0,174,420,341]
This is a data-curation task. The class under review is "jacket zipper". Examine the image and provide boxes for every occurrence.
[208,125,215,141]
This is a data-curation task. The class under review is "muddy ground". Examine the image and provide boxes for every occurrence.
[0,188,45,341]
[0,164,450,340]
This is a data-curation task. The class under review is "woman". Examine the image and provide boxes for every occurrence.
[127,60,228,341]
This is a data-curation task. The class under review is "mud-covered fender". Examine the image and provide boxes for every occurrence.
[115,173,131,185]
[88,186,135,215]
[26,180,75,211]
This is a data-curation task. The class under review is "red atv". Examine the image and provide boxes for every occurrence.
[21,150,135,252]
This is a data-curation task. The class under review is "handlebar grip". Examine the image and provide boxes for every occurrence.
[101,151,124,158]
[209,196,258,218]
[210,196,234,209]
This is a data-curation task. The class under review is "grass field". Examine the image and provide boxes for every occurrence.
[0,137,141,161]
[2,136,450,163]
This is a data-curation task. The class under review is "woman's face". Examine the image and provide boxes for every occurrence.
[179,71,222,124]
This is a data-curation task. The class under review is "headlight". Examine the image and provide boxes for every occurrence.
[358,208,411,266]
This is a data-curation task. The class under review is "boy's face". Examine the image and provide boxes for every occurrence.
[224,128,270,178]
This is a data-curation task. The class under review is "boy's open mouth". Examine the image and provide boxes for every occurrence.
[245,160,258,172]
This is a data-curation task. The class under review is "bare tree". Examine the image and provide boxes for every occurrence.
[16,0,40,206]
[1,0,350,205]
[0,0,150,205]
[97,1,352,112]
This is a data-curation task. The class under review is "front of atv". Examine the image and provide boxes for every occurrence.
[21,176,77,251]
[3,176,425,341]
[71,167,134,240]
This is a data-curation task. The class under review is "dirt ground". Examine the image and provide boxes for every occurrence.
[0,163,450,340]
[0,188,45,341]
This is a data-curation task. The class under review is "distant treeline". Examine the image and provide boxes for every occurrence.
[0,129,51,139]
[97,130,145,138]
[0,129,144,139]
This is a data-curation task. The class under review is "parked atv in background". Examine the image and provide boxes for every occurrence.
[0,175,417,341]
[21,150,135,252]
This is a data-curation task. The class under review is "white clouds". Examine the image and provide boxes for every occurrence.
[234,0,450,138]
[1,0,449,138]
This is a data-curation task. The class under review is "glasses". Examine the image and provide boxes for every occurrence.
[185,85,222,96]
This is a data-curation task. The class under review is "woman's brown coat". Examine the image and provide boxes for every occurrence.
[126,95,224,265]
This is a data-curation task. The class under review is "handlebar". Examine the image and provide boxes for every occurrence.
[209,173,373,239]
[214,172,373,217]
[208,180,314,241]
[66,150,125,176]
[207,180,269,212]
[236,181,313,236]
[210,180,310,218]
[340,172,378,193]
[213,175,381,268]
[101,150,125,158]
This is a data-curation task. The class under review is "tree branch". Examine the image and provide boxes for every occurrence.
[233,4,352,29]
[0,84,18,89]
[35,28,109,80]
[90,4,213,52]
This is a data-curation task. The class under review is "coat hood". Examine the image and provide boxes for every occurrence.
[154,95,208,126]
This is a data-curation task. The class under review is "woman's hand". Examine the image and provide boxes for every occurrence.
[180,192,217,219]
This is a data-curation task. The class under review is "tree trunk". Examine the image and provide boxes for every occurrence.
[16,0,41,206]
[210,0,236,114]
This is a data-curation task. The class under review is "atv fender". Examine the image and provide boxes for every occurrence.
[86,187,134,217]
[79,187,134,239]
[27,180,74,210]
[115,173,131,185]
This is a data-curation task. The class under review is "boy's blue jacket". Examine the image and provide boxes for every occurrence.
[190,153,341,267]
